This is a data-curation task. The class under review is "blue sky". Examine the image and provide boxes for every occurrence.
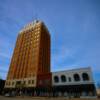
[0,0,100,85]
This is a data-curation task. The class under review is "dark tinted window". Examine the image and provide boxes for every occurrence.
[61,75,66,82]
[68,77,71,82]
[74,74,80,81]
[54,76,59,83]
[82,73,89,81]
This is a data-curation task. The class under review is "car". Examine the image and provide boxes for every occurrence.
[4,92,16,97]
[4,93,10,97]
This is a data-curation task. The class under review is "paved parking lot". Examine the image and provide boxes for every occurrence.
[0,96,67,100]
[0,96,100,100]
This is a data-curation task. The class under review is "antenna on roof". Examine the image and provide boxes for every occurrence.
[35,13,38,20]
[33,13,38,22]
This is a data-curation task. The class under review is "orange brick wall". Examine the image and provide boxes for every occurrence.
[6,21,51,83]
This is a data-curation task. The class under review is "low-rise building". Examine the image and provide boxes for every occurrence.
[52,67,96,97]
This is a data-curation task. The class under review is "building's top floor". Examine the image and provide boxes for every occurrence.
[19,20,50,35]
[52,67,94,86]
[19,20,42,33]
[52,67,92,74]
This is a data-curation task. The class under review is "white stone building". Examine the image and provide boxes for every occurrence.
[51,67,96,97]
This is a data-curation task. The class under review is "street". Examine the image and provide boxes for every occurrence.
[0,96,100,100]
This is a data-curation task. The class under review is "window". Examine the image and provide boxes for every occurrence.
[35,32,37,35]
[74,73,80,81]
[12,82,14,85]
[31,41,33,44]
[37,34,39,38]
[54,76,59,83]
[6,82,8,85]
[34,36,37,39]
[9,82,11,85]
[32,80,34,84]
[68,77,71,82]
[28,80,31,84]
[61,75,66,82]
[36,39,39,41]
[23,81,26,85]
[16,81,21,85]
[82,73,89,81]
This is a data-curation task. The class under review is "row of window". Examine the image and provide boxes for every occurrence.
[14,46,38,56]
[15,31,40,53]
[21,25,40,34]
[22,29,40,37]
[6,80,34,86]
[54,76,71,83]
[6,73,89,86]
[24,34,40,43]
[11,44,39,61]
[14,39,39,58]
[54,73,89,83]
[21,40,39,49]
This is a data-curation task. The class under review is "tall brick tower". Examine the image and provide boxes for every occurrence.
[5,20,51,92]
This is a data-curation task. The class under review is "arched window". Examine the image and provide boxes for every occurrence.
[82,73,89,81]
[54,76,59,83]
[74,73,80,81]
[61,75,66,82]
